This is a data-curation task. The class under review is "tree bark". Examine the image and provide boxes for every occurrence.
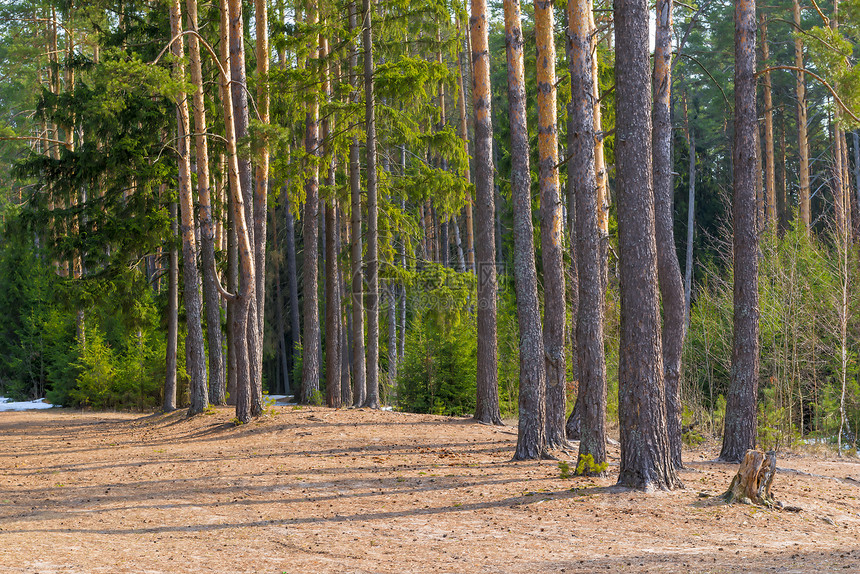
[168,0,208,416]
[285,197,300,389]
[456,22,476,272]
[720,0,760,463]
[760,16,776,227]
[348,1,366,407]
[470,0,502,425]
[684,97,696,328]
[614,0,681,490]
[362,0,380,409]
[227,0,261,418]
[186,0,225,406]
[164,202,179,412]
[568,0,607,468]
[793,0,810,229]
[253,0,270,381]
[301,1,321,404]
[535,0,567,451]
[504,0,547,460]
[221,0,258,423]
[652,0,685,470]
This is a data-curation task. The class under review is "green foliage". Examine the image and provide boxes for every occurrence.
[574,454,608,477]
[396,265,477,416]
[558,460,572,480]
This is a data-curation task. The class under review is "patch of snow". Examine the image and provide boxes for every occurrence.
[0,397,60,412]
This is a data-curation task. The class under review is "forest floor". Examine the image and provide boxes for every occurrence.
[1,406,859,573]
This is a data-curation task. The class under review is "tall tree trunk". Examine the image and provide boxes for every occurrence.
[285,197,300,387]
[591,8,609,241]
[535,0,567,451]
[254,0,270,380]
[505,0,546,460]
[221,0,258,423]
[456,20,476,272]
[322,30,341,409]
[568,0,606,467]
[186,0,225,406]
[301,1,321,404]
[793,0,810,229]
[720,0,760,463]
[614,0,681,490]
[760,16,776,227]
[362,0,380,409]
[684,96,696,328]
[227,0,261,417]
[471,0,502,425]
[273,214,290,394]
[164,202,179,412]
[652,0,685,470]
[339,208,352,405]
[348,1,366,407]
[168,0,208,415]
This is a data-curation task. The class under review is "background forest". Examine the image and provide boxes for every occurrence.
[0,0,859,458]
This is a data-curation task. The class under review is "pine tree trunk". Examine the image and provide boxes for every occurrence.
[220,0,258,423]
[720,0,760,463]
[285,197,300,388]
[456,24,476,272]
[471,0,502,425]
[505,0,546,460]
[273,215,290,394]
[614,0,681,490]
[684,102,696,327]
[348,2,366,407]
[301,2,321,404]
[793,0,810,229]
[361,0,380,408]
[254,0,270,379]
[186,0,225,406]
[227,0,261,417]
[652,0,685,470]
[760,17,776,227]
[168,0,208,416]
[325,199,341,407]
[536,0,567,451]
[568,0,607,468]
[164,202,179,412]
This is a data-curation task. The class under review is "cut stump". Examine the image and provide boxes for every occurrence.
[722,449,776,506]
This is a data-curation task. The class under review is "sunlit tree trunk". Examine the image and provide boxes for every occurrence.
[168,0,208,415]
[186,0,225,405]
[504,0,546,460]
[535,0,567,451]
[227,0,261,417]
[471,0,502,425]
[567,0,607,467]
[720,0,760,463]
[220,0,258,423]
[652,0,685,470]
[614,0,681,489]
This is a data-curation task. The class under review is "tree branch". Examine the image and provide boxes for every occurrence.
[758,65,860,123]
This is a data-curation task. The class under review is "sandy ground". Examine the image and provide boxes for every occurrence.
[1,406,859,573]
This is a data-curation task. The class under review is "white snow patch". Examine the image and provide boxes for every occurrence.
[0,397,60,411]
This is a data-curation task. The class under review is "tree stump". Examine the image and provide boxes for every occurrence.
[722,449,776,506]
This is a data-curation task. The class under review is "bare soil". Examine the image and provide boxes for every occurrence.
[1,406,859,573]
